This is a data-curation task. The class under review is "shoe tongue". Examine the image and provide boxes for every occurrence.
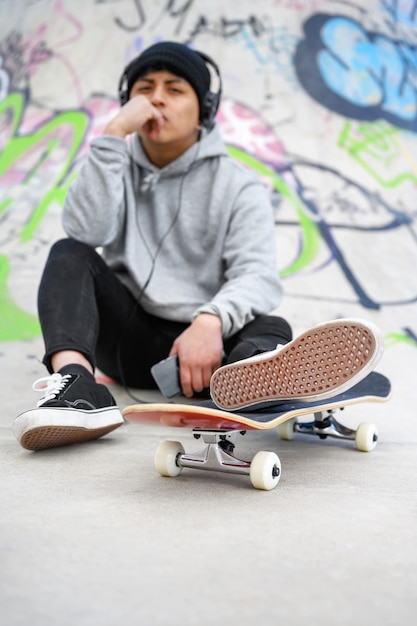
[58,364,95,381]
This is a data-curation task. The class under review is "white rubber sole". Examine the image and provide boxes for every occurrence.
[13,407,124,451]
[210,318,384,410]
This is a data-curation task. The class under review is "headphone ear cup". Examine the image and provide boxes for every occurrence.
[201,91,219,128]
[196,51,222,129]
[118,70,129,106]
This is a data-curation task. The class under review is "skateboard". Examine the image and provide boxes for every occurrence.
[123,371,391,490]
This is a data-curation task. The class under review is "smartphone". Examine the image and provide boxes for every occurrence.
[151,355,181,398]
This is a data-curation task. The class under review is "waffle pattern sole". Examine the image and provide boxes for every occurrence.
[210,320,381,410]
[20,423,122,451]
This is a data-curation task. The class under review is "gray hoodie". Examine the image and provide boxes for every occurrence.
[62,124,283,338]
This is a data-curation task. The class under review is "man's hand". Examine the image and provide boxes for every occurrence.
[169,314,223,398]
[104,95,164,139]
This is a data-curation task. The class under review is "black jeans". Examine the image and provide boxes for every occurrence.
[38,239,292,388]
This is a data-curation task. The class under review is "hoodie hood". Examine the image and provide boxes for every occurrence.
[129,123,228,190]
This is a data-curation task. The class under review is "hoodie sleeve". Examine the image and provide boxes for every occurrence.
[194,178,283,338]
[62,136,130,247]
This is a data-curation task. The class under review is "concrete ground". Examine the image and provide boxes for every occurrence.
[1,334,416,626]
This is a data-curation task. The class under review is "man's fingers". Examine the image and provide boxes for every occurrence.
[179,364,193,398]
[179,362,217,398]
[202,364,214,390]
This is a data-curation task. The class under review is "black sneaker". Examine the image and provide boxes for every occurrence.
[13,366,124,451]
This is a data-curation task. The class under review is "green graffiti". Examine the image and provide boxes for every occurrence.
[338,120,417,188]
[0,255,41,341]
[0,198,13,217]
[0,92,89,242]
[385,331,417,348]
[227,145,321,276]
[0,92,89,341]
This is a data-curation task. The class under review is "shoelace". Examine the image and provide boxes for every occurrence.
[32,373,73,407]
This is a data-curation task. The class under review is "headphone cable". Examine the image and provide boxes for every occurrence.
[115,141,201,404]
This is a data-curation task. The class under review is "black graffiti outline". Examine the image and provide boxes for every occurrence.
[186,13,267,43]
[114,0,146,32]
[150,0,196,35]
[277,159,416,310]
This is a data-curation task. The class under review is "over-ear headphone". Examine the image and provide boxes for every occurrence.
[118,49,222,129]
[195,51,222,129]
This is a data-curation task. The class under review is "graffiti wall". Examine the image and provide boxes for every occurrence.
[1,0,416,369]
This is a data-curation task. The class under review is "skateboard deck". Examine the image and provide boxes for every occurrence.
[123,371,391,490]
[124,371,390,430]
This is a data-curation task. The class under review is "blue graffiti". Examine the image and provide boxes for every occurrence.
[381,0,417,27]
[294,14,417,131]
[233,23,299,81]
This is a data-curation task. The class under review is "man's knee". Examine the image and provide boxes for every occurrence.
[48,238,94,263]
[239,315,292,345]
[225,315,293,363]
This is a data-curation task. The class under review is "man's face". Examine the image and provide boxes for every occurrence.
[129,70,201,147]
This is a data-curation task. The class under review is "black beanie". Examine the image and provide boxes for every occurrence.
[125,41,211,120]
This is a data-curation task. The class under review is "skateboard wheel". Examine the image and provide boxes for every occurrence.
[154,440,185,477]
[355,423,378,452]
[277,418,296,441]
[249,451,281,490]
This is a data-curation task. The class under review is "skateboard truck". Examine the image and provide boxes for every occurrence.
[154,430,282,490]
[278,409,378,451]
[185,431,251,473]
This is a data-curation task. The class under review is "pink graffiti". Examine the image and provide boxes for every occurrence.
[217,98,287,168]
[271,0,327,10]
[81,97,121,156]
